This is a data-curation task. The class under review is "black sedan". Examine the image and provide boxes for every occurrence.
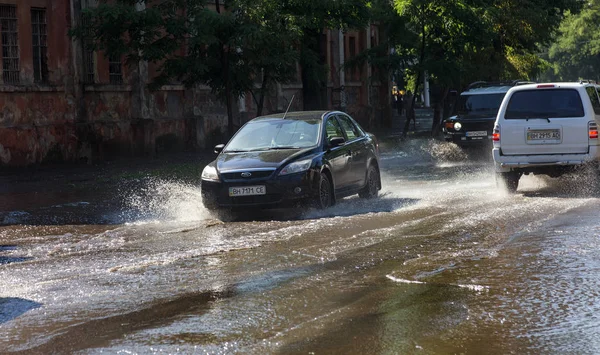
[200,111,381,211]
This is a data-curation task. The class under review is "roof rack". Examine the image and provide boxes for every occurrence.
[580,79,598,84]
[466,80,535,90]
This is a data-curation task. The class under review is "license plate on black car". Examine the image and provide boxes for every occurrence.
[229,185,266,197]
[466,131,487,137]
[527,129,561,141]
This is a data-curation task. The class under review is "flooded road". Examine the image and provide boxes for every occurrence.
[2,140,600,354]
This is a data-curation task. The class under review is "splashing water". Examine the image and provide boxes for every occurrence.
[120,178,212,223]
[424,139,469,162]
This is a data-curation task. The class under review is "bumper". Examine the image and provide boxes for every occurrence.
[492,146,600,172]
[443,132,493,145]
[201,171,319,210]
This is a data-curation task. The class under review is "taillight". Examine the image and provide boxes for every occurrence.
[537,84,556,88]
[589,122,598,139]
[492,126,500,142]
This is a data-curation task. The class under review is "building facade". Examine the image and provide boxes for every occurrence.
[0,0,391,167]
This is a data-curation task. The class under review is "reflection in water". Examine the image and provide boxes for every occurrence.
[0,297,42,324]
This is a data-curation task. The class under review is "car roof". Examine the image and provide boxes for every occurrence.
[508,82,599,91]
[461,86,514,95]
[254,111,333,121]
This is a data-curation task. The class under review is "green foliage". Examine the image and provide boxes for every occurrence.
[70,0,370,119]
[379,0,581,92]
[547,0,600,81]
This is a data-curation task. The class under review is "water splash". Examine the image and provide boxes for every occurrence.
[120,178,212,224]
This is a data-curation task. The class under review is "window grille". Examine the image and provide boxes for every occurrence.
[0,5,19,84]
[108,54,122,85]
[83,42,95,83]
[31,8,48,83]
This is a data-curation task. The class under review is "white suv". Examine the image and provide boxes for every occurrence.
[492,82,600,192]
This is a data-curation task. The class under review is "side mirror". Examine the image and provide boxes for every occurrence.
[214,144,225,154]
[329,136,346,147]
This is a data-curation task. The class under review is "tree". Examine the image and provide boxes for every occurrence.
[393,0,493,136]
[279,0,370,110]
[71,0,372,135]
[232,0,301,116]
[387,0,581,137]
[71,0,304,136]
[547,0,600,81]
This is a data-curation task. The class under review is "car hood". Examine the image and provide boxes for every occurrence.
[215,148,314,172]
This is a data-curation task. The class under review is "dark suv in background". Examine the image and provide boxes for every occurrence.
[443,80,534,147]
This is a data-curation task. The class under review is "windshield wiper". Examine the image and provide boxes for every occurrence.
[268,146,300,150]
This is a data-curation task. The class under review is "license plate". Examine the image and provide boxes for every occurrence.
[527,130,561,141]
[466,131,488,137]
[229,185,266,197]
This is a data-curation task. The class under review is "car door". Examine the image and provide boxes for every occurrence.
[336,114,368,189]
[323,115,352,190]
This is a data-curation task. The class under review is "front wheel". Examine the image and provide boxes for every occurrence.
[359,165,380,199]
[496,172,520,193]
[315,173,333,209]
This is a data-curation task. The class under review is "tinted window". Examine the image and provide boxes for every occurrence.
[225,119,320,151]
[505,89,584,119]
[337,115,362,140]
[456,93,505,118]
[325,118,344,143]
[587,86,600,114]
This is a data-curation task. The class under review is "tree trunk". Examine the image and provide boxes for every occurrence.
[256,71,269,117]
[301,29,326,111]
[215,0,235,136]
[431,86,449,137]
[403,7,427,138]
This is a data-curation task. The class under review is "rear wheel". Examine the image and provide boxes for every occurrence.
[359,165,380,199]
[316,173,333,209]
[496,172,520,193]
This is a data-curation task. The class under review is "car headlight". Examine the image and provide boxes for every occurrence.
[279,159,312,176]
[454,122,462,131]
[201,165,219,181]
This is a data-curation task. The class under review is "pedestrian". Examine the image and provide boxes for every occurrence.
[397,91,404,116]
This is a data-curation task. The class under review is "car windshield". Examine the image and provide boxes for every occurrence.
[505,89,585,119]
[225,119,321,152]
[456,93,505,118]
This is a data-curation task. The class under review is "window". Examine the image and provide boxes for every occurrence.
[83,42,95,83]
[456,93,506,118]
[31,8,48,83]
[505,89,584,119]
[325,117,344,143]
[0,5,19,84]
[586,86,600,115]
[109,54,123,84]
[348,36,357,81]
[337,115,362,140]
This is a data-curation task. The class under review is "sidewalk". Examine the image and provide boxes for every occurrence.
[375,107,435,139]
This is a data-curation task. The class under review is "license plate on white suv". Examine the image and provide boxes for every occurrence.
[229,185,266,197]
[527,129,561,141]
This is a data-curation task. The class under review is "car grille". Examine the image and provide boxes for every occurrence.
[221,170,275,181]
[461,121,494,131]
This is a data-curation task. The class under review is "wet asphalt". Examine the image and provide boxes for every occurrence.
[1,139,600,354]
